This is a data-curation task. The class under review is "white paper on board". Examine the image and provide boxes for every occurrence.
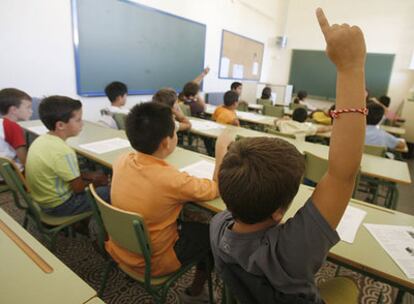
[252,62,259,75]
[233,64,244,79]
[220,57,230,78]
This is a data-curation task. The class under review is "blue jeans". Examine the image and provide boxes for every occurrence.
[43,186,110,217]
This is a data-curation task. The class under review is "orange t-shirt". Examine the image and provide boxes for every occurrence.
[105,152,219,276]
[212,106,237,125]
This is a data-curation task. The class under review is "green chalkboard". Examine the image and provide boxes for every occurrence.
[288,50,395,99]
[72,0,206,96]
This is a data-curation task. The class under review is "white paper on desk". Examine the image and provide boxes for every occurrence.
[220,57,230,78]
[180,160,215,180]
[27,125,48,135]
[189,119,225,131]
[236,111,267,121]
[336,205,367,243]
[205,104,216,113]
[79,138,130,154]
[364,224,414,279]
[233,64,244,79]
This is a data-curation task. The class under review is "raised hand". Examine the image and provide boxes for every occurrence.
[316,8,366,72]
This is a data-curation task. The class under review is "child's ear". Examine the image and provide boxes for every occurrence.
[271,208,285,223]
[159,136,170,150]
[55,121,65,130]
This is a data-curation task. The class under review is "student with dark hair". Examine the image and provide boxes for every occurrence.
[25,96,109,216]
[212,91,240,126]
[376,95,402,124]
[365,101,407,150]
[100,81,129,129]
[0,88,32,169]
[107,101,232,302]
[261,87,272,100]
[293,90,308,104]
[152,88,191,131]
[210,9,366,302]
[230,82,243,96]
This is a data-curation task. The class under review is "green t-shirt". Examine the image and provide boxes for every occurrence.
[26,134,80,208]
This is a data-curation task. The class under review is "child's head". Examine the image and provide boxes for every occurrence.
[219,137,305,224]
[126,102,177,157]
[231,82,243,96]
[366,101,385,125]
[297,90,308,101]
[152,88,178,109]
[0,88,33,121]
[292,107,308,122]
[378,95,391,108]
[39,96,83,136]
[181,82,200,100]
[261,87,272,99]
[105,81,128,106]
[223,91,239,109]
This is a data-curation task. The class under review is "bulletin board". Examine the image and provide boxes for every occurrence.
[218,30,264,81]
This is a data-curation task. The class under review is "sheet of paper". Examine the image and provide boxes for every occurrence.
[364,224,414,279]
[220,57,230,78]
[79,138,131,154]
[233,64,244,79]
[236,111,267,121]
[189,119,225,131]
[205,104,216,114]
[27,125,48,135]
[180,160,215,180]
[252,62,259,75]
[336,205,367,243]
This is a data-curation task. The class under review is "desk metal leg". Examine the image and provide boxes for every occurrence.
[394,290,405,304]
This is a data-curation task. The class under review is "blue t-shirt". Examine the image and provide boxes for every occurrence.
[365,125,400,149]
[210,198,339,302]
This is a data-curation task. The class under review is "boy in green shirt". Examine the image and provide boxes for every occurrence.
[26,96,109,216]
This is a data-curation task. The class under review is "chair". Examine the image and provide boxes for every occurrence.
[179,103,192,117]
[0,161,92,250]
[290,103,308,111]
[318,277,359,304]
[0,157,24,209]
[364,145,386,157]
[262,105,284,118]
[257,98,272,107]
[304,151,328,184]
[87,184,212,303]
[113,113,127,130]
[265,127,296,139]
[237,101,249,112]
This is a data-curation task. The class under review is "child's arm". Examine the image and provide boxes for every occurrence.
[15,146,27,165]
[172,103,192,130]
[213,130,234,182]
[232,118,240,127]
[193,67,210,84]
[70,172,108,193]
[312,8,366,229]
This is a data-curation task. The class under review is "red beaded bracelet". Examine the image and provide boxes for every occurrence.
[330,107,368,119]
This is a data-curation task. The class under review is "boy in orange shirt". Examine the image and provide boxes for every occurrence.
[212,91,240,126]
[106,102,232,301]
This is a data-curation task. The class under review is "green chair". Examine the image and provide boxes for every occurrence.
[0,162,92,250]
[364,145,386,157]
[319,277,359,304]
[262,105,284,118]
[179,103,192,117]
[265,127,296,139]
[0,157,25,209]
[87,184,213,303]
[113,113,127,130]
[257,98,272,107]
[304,151,328,184]
[237,101,249,112]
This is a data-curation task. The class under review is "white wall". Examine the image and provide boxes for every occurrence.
[1,0,414,120]
[271,0,414,111]
[0,0,281,121]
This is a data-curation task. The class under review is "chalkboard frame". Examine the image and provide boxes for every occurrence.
[71,0,207,97]
[218,29,264,81]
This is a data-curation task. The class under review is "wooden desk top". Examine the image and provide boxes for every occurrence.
[0,209,96,304]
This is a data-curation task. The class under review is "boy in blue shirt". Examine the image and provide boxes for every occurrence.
[210,8,367,303]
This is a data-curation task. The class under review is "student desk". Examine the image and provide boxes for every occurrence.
[381,125,406,136]
[247,103,294,116]
[20,121,413,300]
[186,118,411,185]
[85,297,106,303]
[0,209,97,304]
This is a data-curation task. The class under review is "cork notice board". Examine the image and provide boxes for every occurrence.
[219,30,264,81]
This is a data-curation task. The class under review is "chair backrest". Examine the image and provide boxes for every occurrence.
[304,151,328,184]
[179,103,192,117]
[290,103,308,111]
[257,98,272,107]
[364,145,386,157]
[237,101,249,112]
[265,127,296,139]
[262,105,284,118]
[113,113,127,130]
[88,184,151,258]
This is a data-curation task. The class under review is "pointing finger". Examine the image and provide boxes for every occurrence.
[316,8,330,39]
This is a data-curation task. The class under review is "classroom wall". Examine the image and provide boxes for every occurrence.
[0,0,282,121]
[270,0,414,110]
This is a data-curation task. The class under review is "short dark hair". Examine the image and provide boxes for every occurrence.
[292,107,308,122]
[261,87,272,99]
[0,88,32,115]
[105,81,128,103]
[181,82,199,98]
[152,88,177,108]
[39,96,82,130]
[223,91,239,107]
[219,137,305,224]
[378,95,391,108]
[231,82,242,91]
[366,101,385,125]
[297,90,308,100]
[125,102,175,154]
